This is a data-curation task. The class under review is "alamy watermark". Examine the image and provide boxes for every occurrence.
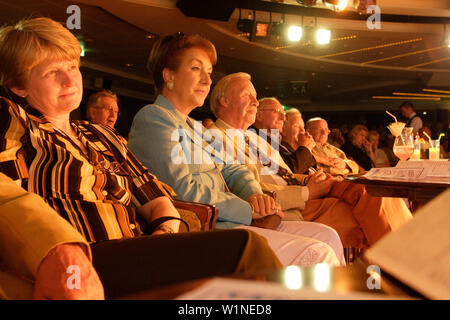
[170,120,280,175]
[66,265,81,290]
[366,5,381,30]
[66,4,81,30]
[366,264,381,290]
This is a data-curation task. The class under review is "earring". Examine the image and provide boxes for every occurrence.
[167,81,174,91]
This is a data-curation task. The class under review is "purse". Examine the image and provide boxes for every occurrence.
[250,215,282,230]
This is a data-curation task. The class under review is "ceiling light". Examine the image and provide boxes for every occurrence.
[316,29,331,45]
[372,96,440,101]
[287,26,303,42]
[337,0,348,11]
[323,0,349,11]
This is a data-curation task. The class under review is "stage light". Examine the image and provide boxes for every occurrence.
[323,0,349,11]
[316,29,331,45]
[287,26,303,42]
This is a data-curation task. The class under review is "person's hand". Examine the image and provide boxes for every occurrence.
[33,243,104,300]
[362,139,373,153]
[297,132,315,150]
[306,169,333,200]
[330,157,347,169]
[246,193,281,218]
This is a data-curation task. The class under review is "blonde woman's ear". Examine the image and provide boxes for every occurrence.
[9,86,27,98]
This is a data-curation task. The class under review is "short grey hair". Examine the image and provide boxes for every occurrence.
[209,72,251,117]
[285,108,301,118]
[305,117,326,129]
[257,97,280,109]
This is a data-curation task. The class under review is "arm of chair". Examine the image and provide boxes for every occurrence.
[172,199,218,232]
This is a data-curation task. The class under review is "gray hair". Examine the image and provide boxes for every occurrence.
[209,72,251,117]
[305,117,326,129]
[258,97,280,109]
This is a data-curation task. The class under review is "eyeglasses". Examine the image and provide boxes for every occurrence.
[259,108,286,117]
[92,105,120,116]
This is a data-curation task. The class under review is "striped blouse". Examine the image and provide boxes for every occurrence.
[0,96,170,243]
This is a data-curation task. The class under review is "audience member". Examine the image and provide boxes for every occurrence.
[341,124,375,171]
[368,130,390,167]
[86,90,120,128]
[399,101,423,135]
[306,118,359,175]
[128,33,343,267]
[0,17,283,299]
[0,172,104,300]
[327,127,346,149]
[280,108,317,175]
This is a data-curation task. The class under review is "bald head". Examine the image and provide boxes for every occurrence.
[306,118,329,146]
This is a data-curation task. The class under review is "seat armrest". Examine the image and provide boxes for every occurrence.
[173,200,218,231]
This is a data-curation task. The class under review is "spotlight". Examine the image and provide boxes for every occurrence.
[323,0,349,11]
[287,26,303,42]
[316,29,331,45]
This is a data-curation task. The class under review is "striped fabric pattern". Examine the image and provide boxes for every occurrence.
[0,97,171,243]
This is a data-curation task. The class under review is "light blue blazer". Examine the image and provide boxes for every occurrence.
[128,95,263,229]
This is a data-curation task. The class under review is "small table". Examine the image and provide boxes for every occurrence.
[345,175,449,210]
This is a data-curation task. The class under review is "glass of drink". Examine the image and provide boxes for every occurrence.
[393,127,414,161]
[429,139,440,160]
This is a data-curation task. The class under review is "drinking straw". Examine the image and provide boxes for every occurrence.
[386,110,397,122]
[423,131,432,143]
[438,133,445,141]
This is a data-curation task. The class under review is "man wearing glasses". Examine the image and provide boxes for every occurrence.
[86,90,120,128]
